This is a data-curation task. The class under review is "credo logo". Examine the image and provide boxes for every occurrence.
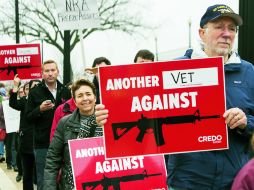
[198,135,222,144]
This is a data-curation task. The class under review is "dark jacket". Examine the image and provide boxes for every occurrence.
[9,91,34,153]
[26,80,71,149]
[167,49,254,190]
[44,109,99,190]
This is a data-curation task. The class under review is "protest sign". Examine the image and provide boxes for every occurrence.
[55,0,100,30]
[0,43,42,81]
[99,57,227,158]
[69,137,167,190]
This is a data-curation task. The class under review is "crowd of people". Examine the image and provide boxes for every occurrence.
[0,3,253,190]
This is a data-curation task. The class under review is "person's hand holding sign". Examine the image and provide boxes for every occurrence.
[95,104,108,126]
[85,67,98,75]
[13,74,21,93]
[223,108,247,130]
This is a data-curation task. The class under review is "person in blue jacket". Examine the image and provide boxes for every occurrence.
[94,4,254,190]
[165,4,254,190]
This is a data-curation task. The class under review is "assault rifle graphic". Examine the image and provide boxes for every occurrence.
[82,170,161,190]
[112,109,220,146]
[0,65,32,77]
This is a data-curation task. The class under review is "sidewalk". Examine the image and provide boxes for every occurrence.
[0,161,22,190]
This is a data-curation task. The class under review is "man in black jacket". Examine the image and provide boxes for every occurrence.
[26,60,71,190]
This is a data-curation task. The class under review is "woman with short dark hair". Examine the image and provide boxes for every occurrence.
[44,79,102,190]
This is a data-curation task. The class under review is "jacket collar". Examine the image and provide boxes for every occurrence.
[66,109,81,131]
[185,48,241,72]
[63,98,76,113]
[191,48,240,63]
[41,79,63,89]
[67,109,79,124]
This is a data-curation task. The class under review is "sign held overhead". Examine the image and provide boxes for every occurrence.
[55,0,101,30]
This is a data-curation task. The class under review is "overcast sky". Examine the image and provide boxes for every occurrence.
[0,0,239,77]
[75,0,239,70]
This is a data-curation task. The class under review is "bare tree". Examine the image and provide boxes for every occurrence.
[0,0,143,54]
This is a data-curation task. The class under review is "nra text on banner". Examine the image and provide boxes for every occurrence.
[55,0,100,30]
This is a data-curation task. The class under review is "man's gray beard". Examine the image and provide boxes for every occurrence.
[215,47,231,56]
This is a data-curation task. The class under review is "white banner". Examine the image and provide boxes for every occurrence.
[55,0,101,30]
[162,67,218,89]
[2,100,20,133]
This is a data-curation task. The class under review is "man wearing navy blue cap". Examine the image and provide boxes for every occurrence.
[94,4,254,190]
[166,4,254,190]
[200,4,242,28]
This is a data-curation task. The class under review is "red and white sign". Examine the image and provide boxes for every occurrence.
[69,137,167,190]
[0,43,42,81]
[99,57,227,158]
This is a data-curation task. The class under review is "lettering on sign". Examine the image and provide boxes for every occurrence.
[65,0,90,11]
[95,156,144,174]
[198,135,222,144]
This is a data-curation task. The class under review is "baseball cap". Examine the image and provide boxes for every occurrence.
[200,4,243,28]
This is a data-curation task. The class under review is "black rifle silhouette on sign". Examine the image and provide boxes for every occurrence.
[112,109,220,146]
[0,65,32,77]
[82,170,161,190]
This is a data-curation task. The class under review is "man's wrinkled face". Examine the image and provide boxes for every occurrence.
[42,63,59,84]
[199,17,237,57]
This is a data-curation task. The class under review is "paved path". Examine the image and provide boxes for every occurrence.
[0,161,22,190]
